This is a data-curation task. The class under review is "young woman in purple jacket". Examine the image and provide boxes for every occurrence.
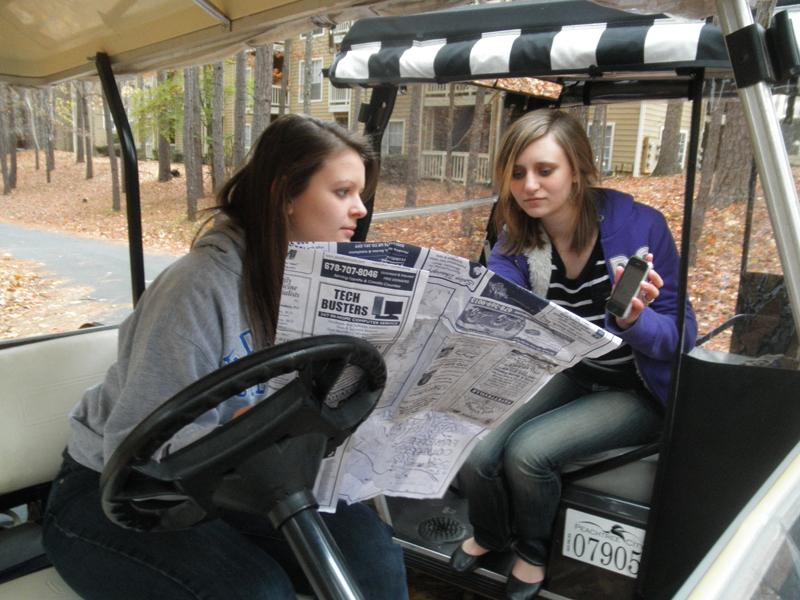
[449,109,696,599]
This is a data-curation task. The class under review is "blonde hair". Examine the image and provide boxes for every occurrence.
[494,109,599,255]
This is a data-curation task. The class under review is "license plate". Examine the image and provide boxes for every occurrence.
[561,509,645,578]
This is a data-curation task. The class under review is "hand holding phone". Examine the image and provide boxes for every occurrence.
[606,255,652,320]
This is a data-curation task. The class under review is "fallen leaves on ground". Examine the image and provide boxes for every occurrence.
[0,253,116,338]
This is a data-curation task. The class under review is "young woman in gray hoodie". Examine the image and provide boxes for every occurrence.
[43,114,408,599]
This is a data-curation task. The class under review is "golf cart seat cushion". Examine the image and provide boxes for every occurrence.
[0,566,81,599]
[0,327,118,495]
[567,454,659,506]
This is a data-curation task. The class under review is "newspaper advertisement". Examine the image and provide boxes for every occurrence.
[276,242,621,510]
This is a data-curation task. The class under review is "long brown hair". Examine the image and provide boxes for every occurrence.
[212,114,377,348]
[494,109,599,255]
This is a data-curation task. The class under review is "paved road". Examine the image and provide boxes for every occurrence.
[0,222,178,311]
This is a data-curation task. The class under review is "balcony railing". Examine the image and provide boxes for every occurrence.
[419,150,491,184]
[333,20,352,42]
[424,83,475,97]
[328,83,351,112]
[270,87,288,112]
[332,21,352,34]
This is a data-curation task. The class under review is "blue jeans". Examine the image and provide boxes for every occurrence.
[459,372,662,566]
[43,454,408,599]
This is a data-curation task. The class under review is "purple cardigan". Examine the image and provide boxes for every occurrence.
[489,188,697,406]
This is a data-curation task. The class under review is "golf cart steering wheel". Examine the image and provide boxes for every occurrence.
[100,334,386,533]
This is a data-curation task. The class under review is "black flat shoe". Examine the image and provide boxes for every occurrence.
[449,544,485,573]
[505,573,543,600]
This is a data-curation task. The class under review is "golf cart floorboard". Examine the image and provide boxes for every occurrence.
[386,462,654,600]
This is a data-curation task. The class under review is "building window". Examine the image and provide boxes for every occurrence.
[298,59,323,102]
[382,121,404,156]
[588,122,615,174]
[677,130,688,168]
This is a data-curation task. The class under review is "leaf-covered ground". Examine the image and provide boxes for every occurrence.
[0,150,785,350]
[0,253,119,339]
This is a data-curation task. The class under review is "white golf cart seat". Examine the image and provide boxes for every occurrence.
[0,328,323,600]
[0,327,118,599]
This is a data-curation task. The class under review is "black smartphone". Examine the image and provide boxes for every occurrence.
[606,255,651,319]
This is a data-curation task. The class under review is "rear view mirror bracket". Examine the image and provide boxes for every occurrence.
[727,11,800,88]
[766,10,800,83]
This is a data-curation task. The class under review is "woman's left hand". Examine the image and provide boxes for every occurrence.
[613,253,663,329]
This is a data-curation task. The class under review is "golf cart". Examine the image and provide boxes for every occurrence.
[322,1,800,598]
[1,1,800,600]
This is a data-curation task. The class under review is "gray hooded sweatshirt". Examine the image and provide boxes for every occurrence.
[68,219,269,472]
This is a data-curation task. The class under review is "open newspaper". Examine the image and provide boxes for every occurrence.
[276,242,621,511]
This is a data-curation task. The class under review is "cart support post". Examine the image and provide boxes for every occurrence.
[716,0,800,338]
[95,53,146,306]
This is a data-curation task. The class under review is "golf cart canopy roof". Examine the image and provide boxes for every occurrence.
[328,0,799,87]
[0,0,464,86]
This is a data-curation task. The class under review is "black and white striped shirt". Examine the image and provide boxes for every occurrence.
[547,237,640,389]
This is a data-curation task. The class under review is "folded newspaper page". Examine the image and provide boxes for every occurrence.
[275,242,621,510]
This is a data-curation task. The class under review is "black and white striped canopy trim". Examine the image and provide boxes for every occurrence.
[329,20,729,86]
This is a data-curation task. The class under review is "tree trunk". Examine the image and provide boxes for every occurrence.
[211,61,225,192]
[589,105,607,174]
[280,39,291,116]
[445,84,456,188]
[462,88,487,235]
[136,75,146,159]
[756,0,777,27]
[232,51,247,169]
[82,81,93,179]
[7,85,17,189]
[102,93,121,212]
[24,90,40,170]
[156,71,173,182]
[183,67,203,221]
[0,84,10,195]
[45,88,55,183]
[652,99,683,176]
[569,105,589,130]
[464,88,487,199]
[202,65,214,181]
[349,86,361,131]
[691,87,725,266]
[784,83,797,124]
[404,84,424,208]
[183,68,194,215]
[191,70,204,206]
[303,33,313,115]
[252,44,273,142]
[73,82,84,163]
[709,99,751,207]
[264,49,273,132]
